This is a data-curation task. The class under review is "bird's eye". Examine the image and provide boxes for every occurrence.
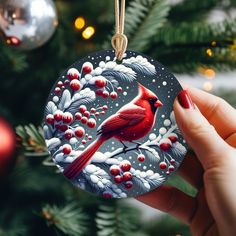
[149,98,157,102]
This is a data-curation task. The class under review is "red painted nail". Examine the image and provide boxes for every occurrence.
[178,90,194,109]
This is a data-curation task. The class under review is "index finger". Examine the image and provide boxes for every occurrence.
[183,85,236,141]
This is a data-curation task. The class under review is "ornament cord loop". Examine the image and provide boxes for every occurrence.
[111,0,128,61]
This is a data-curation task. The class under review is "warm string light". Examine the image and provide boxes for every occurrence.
[203,81,213,92]
[74,16,95,40]
[206,48,213,57]
[198,66,215,92]
[74,17,85,30]
[82,26,95,40]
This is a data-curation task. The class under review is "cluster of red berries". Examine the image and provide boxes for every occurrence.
[96,86,122,99]
[159,133,178,151]
[110,160,133,189]
[159,158,176,175]
[46,111,73,127]
[75,105,97,129]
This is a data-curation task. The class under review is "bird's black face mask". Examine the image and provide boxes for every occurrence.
[149,98,158,114]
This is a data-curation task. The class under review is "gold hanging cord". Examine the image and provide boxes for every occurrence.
[111,0,128,61]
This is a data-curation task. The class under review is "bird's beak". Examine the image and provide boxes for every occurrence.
[154,100,163,108]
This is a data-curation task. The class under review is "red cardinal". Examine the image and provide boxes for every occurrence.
[63,83,163,179]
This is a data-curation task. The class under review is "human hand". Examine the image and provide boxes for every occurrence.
[136,86,236,236]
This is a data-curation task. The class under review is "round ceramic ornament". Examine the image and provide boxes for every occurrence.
[43,50,188,198]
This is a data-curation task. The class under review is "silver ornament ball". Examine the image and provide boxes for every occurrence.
[0,0,58,50]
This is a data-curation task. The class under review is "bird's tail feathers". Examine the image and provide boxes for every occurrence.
[63,136,106,180]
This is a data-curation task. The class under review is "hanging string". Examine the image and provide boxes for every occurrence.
[111,0,128,61]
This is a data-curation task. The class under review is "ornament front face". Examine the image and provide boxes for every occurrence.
[0,0,57,50]
[44,50,188,198]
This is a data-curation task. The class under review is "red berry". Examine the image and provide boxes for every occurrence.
[64,130,74,140]
[102,192,112,198]
[120,160,131,172]
[95,112,100,117]
[55,87,61,94]
[123,172,132,181]
[67,68,79,80]
[64,80,70,86]
[114,175,123,183]
[100,111,105,115]
[63,144,72,155]
[46,114,54,124]
[58,81,63,87]
[75,112,82,120]
[102,105,108,110]
[124,181,133,189]
[168,133,178,143]
[54,110,63,122]
[117,87,123,92]
[63,112,73,124]
[79,105,87,113]
[95,77,106,88]
[160,139,172,151]
[110,165,120,176]
[96,89,103,96]
[166,171,170,175]
[70,80,81,91]
[88,136,92,140]
[90,108,96,113]
[82,139,87,145]
[55,124,61,130]
[110,91,118,99]
[74,127,85,138]
[83,66,92,74]
[83,111,90,118]
[82,62,93,74]
[169,165,175,172]
[81,117,88,124]
[160,143,172,151]
[102,91,109,98]
[170,159,175,164]
[159,162,167,170]
[87,118,96,128]
[60,125,68,132]
[137,154,145,162]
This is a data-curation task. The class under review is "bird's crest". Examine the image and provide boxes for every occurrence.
[137,83,157,100]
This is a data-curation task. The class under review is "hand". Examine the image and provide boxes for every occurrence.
[136,86,236,236]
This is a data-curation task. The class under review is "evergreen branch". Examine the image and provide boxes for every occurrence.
[16,124,48,155]
[41,202,89,236]
[152,19,236,46]
[169,0,222,22]
[96,204,141,236]
[126,0,170,51]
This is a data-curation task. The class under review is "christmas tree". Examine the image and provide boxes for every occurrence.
[0,0,236,235]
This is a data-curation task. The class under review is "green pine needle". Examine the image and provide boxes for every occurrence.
[16,124,48,156]
[126,0,171,51]
[96,204,142,236]
[41,202,89,236]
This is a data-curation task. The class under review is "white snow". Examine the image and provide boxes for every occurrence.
[85,164,97,173]
[159,127,167,135]
[163,119,171,126]
[53,96,59,103]
[149,133,157,141]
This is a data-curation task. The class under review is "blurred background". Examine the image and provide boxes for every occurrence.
[0,0,235,235]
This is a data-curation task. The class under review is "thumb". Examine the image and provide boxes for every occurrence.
[174,90,232,170]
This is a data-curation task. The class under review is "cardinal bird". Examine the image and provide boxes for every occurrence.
[63,83,163,180]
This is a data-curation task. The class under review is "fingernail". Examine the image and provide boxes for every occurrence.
[178,90,194,109]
